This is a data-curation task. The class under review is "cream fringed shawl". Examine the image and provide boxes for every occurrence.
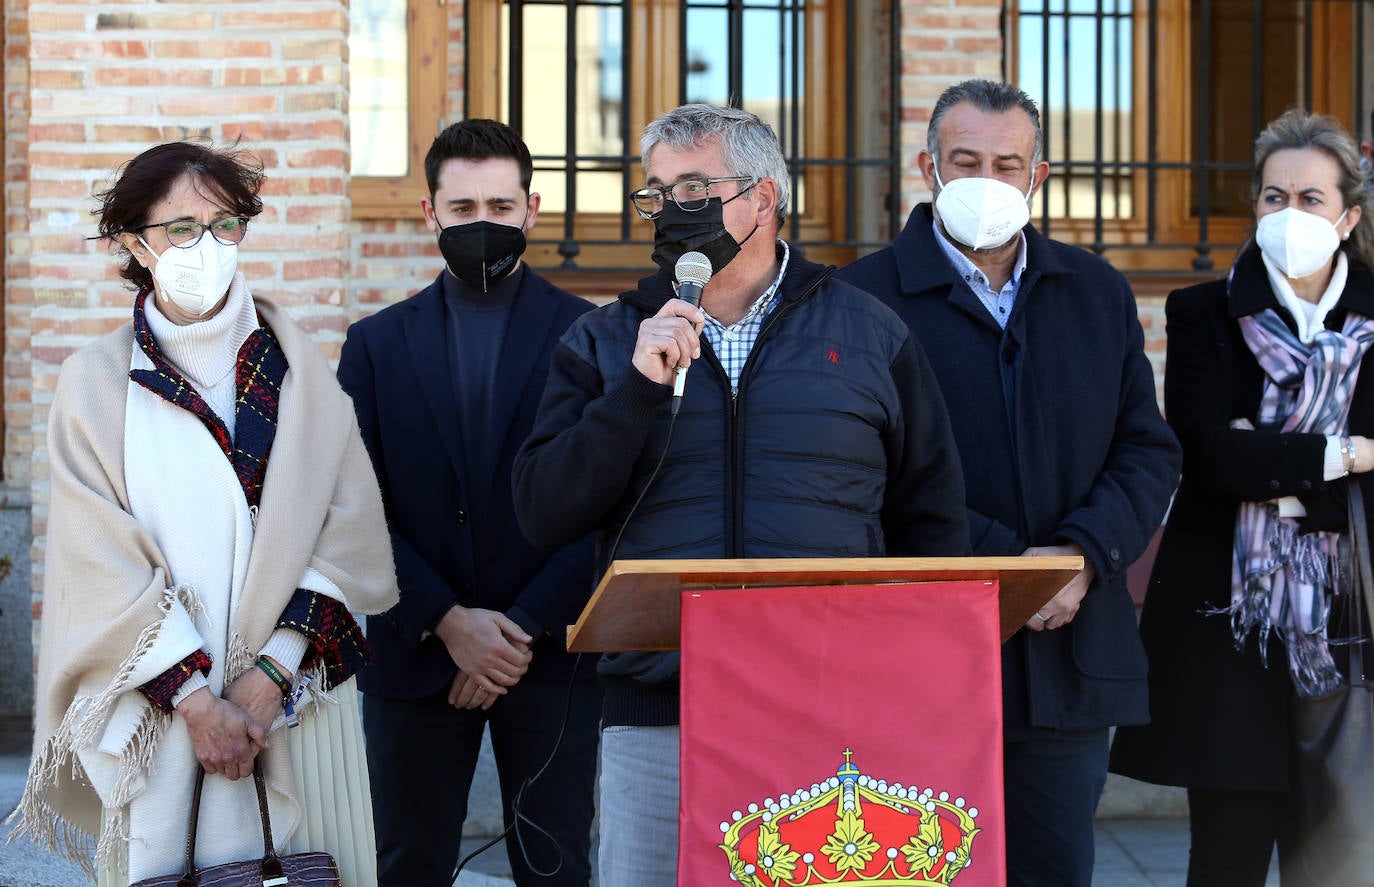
[6,295,398,876]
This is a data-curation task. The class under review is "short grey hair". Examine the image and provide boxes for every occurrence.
[927,79,1044,166]
[640,104,791,224]
[1252,108,1373,270]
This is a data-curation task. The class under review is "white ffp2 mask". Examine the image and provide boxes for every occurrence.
[934,167,1033,250]
[139,233,238,316]
[1255,207,1347,280]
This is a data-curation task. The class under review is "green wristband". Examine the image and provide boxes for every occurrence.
[255,656,291,699]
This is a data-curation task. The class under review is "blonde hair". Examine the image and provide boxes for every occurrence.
[1252,109,1373,269]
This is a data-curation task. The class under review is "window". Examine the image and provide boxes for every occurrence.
[467,0,899,278]
[1014,0,1135,221]
[349,0,447,219]
[1009,0,1373,271]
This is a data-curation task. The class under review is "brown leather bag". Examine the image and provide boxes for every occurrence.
[129,761,339,887]
[1291,476,1374,886]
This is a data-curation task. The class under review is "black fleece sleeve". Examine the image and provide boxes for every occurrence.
[881,332,972,556]
[513,332,672,551]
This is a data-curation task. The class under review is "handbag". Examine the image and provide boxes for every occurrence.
[129,760,340,887]
[1292,475,1374,886]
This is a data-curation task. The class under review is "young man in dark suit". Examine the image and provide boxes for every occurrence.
[338,119,599,887]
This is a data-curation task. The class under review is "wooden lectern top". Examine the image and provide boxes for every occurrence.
[566,556,1081,652]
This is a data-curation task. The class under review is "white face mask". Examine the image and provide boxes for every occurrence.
[1255,207,1347,280]
[138,232,238,316]
[933,166,1033,251]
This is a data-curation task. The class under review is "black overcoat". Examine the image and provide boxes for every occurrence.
[1110,247,1374,790]
[839,204,1181,731]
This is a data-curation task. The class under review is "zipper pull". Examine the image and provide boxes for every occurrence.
[249,504,259,528]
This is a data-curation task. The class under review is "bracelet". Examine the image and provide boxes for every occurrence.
[255,655,291,700]
[1343,437,1357,474]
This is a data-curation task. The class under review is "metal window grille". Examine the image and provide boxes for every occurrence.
[483,0,901,270]
[1015,0,1373,272]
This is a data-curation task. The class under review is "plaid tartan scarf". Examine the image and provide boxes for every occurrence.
[1233,305,1374,697]
[128,288,288,510]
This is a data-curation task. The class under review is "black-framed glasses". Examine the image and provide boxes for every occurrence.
[629,176,755,220]
[137,216,250,248]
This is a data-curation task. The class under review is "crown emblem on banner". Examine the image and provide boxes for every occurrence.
[717,749,982,886]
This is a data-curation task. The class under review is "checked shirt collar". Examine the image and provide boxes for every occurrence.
[693,239,791,393]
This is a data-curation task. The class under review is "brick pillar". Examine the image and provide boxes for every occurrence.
[897,0,1004,214]
[5,0,30,494]
[25,1,350,652]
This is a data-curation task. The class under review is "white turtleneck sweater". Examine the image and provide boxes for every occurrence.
[144,273,262,441]
[146,274,310,703]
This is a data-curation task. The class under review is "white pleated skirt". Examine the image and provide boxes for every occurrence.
[98,680,377,887]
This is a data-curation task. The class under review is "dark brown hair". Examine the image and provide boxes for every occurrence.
[96,142,264,291]
[424,119,533,197]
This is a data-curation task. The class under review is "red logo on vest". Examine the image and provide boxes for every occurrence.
[826,349,840,365]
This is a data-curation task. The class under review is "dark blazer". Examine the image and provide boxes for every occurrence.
[338,268,596,699]
[838,204,1181,731]
[1110,247,1374,791]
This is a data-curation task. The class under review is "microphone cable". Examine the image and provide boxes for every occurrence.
[449,313,691,885]
[448,649,583,883]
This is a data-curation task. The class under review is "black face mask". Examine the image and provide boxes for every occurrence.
[437,219,528,292]
[650,189,758,275]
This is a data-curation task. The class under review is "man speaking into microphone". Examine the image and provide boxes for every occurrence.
[513,103,968,887]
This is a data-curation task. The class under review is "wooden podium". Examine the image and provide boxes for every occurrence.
[567,555,1081,652]
[571,556,1078,886]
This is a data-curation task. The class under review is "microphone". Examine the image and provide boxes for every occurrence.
[671,252,713,415]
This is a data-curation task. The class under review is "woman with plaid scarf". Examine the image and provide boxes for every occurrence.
[7,142,398,885]
[1111,111,1374,887]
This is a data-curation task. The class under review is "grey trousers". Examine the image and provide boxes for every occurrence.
[597,725,680,887]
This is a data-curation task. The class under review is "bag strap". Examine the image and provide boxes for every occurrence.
[1345,477,1374,682]
[177,760,285,886]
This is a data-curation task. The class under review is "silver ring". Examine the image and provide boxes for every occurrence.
[1035,612,1048,623]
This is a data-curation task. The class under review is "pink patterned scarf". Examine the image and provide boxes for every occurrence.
[1233,306,1374,697]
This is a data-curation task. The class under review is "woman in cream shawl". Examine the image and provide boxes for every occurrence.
[7,142,398,885]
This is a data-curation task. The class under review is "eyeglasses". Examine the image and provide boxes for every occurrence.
[137,216,250,248]
[629,176,755,220]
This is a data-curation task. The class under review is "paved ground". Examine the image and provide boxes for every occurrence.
[0,718,1277,887]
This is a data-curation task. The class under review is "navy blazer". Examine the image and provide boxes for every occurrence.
[338,267,596,699]
[839,204,1181,730]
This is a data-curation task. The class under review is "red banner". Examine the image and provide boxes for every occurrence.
[679,581,1005,886]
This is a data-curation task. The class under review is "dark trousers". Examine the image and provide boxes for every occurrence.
[364,677,602,887]
[1003,727,1109,887]
[1186,787,1308,887]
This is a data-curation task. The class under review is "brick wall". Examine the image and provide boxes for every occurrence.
[6,0,30,493]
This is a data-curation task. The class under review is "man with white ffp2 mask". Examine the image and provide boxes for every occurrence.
[931,165,1033,253]
[838,79,1181,887]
